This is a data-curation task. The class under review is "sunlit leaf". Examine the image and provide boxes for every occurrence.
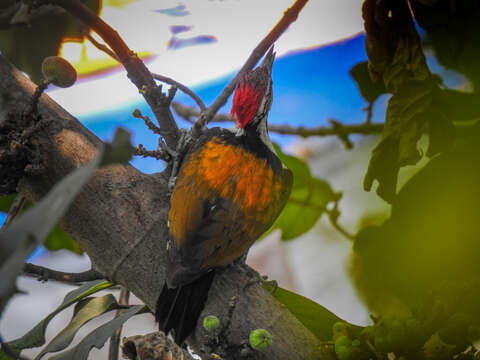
[266,144,340,240]
[263,283,360,341]
[36,294,118,359]
[49,305,147,360]
[104,0,141,8]
[5,280,113,356]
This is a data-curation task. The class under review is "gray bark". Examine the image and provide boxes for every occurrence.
[0,55,334,360]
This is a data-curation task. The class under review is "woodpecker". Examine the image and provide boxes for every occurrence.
[155,47,293,344]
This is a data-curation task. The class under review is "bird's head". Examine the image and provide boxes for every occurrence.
[230,47,275,129]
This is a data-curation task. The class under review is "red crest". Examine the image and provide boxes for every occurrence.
[230,67,268,128]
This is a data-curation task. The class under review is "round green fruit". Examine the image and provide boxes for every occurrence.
[41,56,77,88]
[203,315,220,331]
[249,329,272,350]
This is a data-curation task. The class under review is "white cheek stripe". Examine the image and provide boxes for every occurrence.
[257,118,275,154]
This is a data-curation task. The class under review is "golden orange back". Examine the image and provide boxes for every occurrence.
[168,136,291,278]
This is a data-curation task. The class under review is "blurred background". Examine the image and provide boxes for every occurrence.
[1,0,477,358]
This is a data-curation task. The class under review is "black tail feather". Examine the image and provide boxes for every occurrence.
[155,271,215,344]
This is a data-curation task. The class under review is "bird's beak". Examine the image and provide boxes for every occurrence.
[259,46,275,76]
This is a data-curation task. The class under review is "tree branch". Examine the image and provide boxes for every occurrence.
[0,55,334,359]
[173,101,384,138]
[190,0,310,137]
[0,194,26,229]
[22,263,103,284]
[152,73,206,111]
[85,32,119,62]
[50,0,180,148]
[84,30,205,112]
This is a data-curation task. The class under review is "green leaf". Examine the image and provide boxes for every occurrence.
[363,79,454,202]
[266,144,340,240]
[36,294,118,360]
[100,127,135,167]
[104,0,142,8]
[0,195,14,213]
[362,1,455,203]
[49,305,147,360]
[263,283,361,341]
[350,61,387,103]
[6,280,113,356]
[44,226,82,254]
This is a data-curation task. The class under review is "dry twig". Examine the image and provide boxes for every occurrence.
[22,263,103,284]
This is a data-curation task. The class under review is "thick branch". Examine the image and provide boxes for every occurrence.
[0,55,334,359]
[51,0,179,148]
[191,0,309,137]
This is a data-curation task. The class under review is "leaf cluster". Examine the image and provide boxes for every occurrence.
[328,281,480,360]
[0,280,147,360]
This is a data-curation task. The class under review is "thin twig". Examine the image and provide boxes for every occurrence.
[108,287,130,360]
[26,80,49,119]
[53,0,180,148]
[22,263,103,284]
[173,101,384,138]
[269,122,383,138]
[326,201,355,241]
[191,0,310,137]
[85,32,119,62]
[134,144,170,162]
[1,194,26,230]
[152,73,206,111]
[132,109,162,135]
[326,210,355,241]
[364,102,373,124]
